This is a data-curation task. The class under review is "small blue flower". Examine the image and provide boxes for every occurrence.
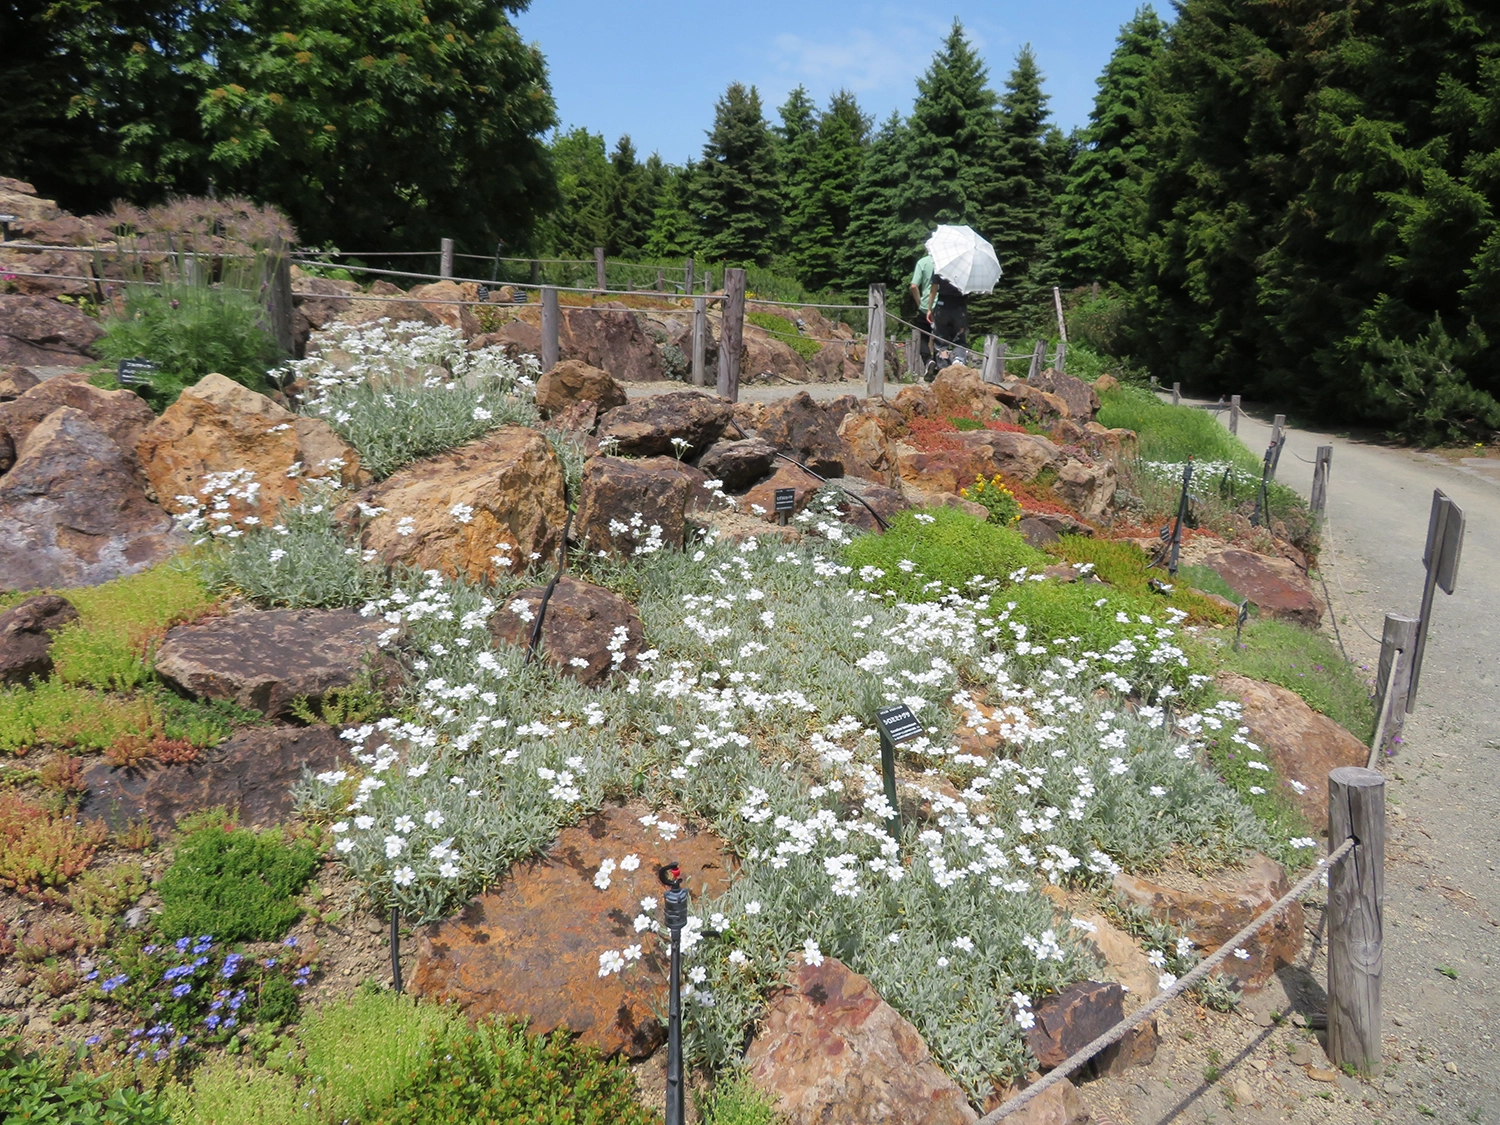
[83,971,99,982]
[262,958,277,969]
[283,936,299,947]
[220,954,243,979]
[223,1017,237,1029]
[204,1015,221,1030]
[101,974,130,993]
[85,1035,100,1045]
[175,937,191,953]
[153,1049,168,1062]
[144,944,159,955]
[193,936,214,953]
[171,983,191,998]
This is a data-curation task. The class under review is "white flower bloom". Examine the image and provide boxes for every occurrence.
[392,866,416,886]
[802,938,824,967]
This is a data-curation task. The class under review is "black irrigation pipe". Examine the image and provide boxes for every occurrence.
[390,905,402,992]
[725,419,889,531]
[525,508,575,665]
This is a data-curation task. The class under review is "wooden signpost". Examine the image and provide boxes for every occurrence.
[864,284,887,398]
[540,287,560,372]
[716,269,746,402]
[1407,489,1465,712]
[874,704,922,838]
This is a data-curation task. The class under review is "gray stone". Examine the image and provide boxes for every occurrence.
[595,391,732,459]
[0,594,78,684]
[695,438,777,491]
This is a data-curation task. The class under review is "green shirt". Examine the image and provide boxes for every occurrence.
[910,255,935,313]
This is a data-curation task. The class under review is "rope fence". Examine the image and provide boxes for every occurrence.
[980,834,1358,1122]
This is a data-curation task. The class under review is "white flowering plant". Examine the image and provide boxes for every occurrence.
[275,320,540,479]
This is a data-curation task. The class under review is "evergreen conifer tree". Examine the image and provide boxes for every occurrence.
[694,82,782,265]
[1058,6,1166,288]
[841,112,913,294]
[988,46,1063,336]
[644,163,701,259]
[789,90,871,292]
[538,127,611,258]
[605,136,662,257]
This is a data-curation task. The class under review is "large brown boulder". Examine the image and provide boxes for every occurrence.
[0,246,93,298]
[595,390,732,459]
[754,390,844,476]
[0,366,40,401]
[930,365,996,419]
[1202,548,1324,626]
[833,476,910,531]
[154,608,390,719]
[1052,458,1117,520]
[971,430,1066,481]
[1216,673,1369,830]
[489,577,644,685]
[695,438,777,491]
[534,359,627,419]
[81,725,350,831]
[291,274,358,329]
[0,295,104,367]
[135,373,362,521]
[575,455,691,555]
[741,463,826,522]
[336,280,440,329]
[355,427,566,581]
[1113,854,1302,988]
[0,376,154,456]
[0,407,175,591]
[745,955,979,1125]
[0,594,79,685]
[559,306,664,382]
[412,802,733,1059]
[741,325,810,383]
[1025,978,1154,1075]
[838,411,898,487]
[0,178,62,223]
[408,280,481,337]
[896,430,1064,496]
[1028,368,1101,420]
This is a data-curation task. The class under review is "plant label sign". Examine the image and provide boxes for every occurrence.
[476,284,490,302]
[773,488,797,513]
[116,357,158,387]
[875,704,922,746]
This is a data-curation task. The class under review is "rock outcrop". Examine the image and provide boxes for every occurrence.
[1202,548,1324,626]
[488,577,644,685]
[533,359,627,419]
[0,594,79,685]
[575,455,692,555]
[595,391,731,459]
[754,391,844,476]
[0,295,104,367]
[354,427,567,581]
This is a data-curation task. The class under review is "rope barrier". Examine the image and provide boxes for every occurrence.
[976,837,1356,1124]
[1312,510,1383,645]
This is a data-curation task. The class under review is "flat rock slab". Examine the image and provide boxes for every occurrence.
[489,576,644,685]
[411,803,733,1059]
[81,724,348,831]
[1202,548,1324,627]
[745,955,978,1125]
[1114,854,1302,989]
[0,594,77,685]
[595,390,731,459]
[1217,672,1368,830]
[154,608,390,719]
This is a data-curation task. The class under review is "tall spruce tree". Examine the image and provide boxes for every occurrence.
[1058,6,1167,288]
[539,127,611,258]
[694,83,782,265]
[605,136,662,257]
[789,91,871,292]
[841,112,913,293]
[775,86,820,260]
[644,163,701,259]
[988,46,1064,336]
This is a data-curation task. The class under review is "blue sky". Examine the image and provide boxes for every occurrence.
[512,2,1162,163]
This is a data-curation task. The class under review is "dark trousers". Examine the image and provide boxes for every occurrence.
[919,303,967,377]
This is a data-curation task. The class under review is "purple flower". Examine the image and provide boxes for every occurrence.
[193,936,214,954]
[85,1035,101,1045]
[153,1049,168,1061]
[204,1015,221,1030]
[83,971,99,982]
[220,954,243,978]
[262,959,277,969]
[283,936,299,947]
[175,937,191,953]
[144,944,159,955]
[101,974,130,993]
[171,983,191,998]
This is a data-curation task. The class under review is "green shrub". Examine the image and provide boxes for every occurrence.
[1096,383,1259,470]
[1045,536,1233,625]
[0,682,245,756]
[96,279,281,410]
[957,473,1022,525]
[746,310,821,361]
[370,1019,658,1125]
[701,1072,779,1125]
[1209,617,1377,742]
[0,1032,168,1124]
[160,1058,313,1125]
[844,507,1048,602]
[50,565,213,692]
[156,821,318,942]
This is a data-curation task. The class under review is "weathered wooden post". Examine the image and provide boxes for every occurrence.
[981,335,1000,385]
[907,327,922,380]
[1054,339,1067,373]
[264,234,296,357]
[1408,490,1465,712]
[690,297,707,388]
[1026,338,1046,381]
[594,247,607,292]
[1310,445,1332,516]
[863,283,887,398]
[716,269,746,402]
[439,238,454,280]
[1369,613,1418,767]
[1053,286,1068,344]
[540,286,560,373]
[655,267,664,293]
[1327,766,1386,1076]
[684,256,694,296]
[1269,414,1287,476]
[704,267,714,293]
[1229,394,1242,435]
[529,259,541,287]
[1172,381,1182,405]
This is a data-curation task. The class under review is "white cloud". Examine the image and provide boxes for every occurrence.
[768,28,922,95]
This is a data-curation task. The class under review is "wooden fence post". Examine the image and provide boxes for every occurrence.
[1327,766,1385,1076]
[705,267,714,293]
[655,268,664,293]
[716,269,745,402]
[439,238,454,280]
[540,286,560,373]
[265,235,296,357]
[1229,394,1241,435]
[691,297,707,388]
[1026,339,1046,382]
[1053,286,1068,343]
[1054,339,1067,373]
[1310,445,1332,516]
[529,260,541,287]
[907,327,922,380]
[863,283,887,398]
[594,247,606,292]
[981,335,1000,385]
[1270,414,1287,476]
[1370,613,1418,766]
[1171,381,1182,405]
[684,256,694,296]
